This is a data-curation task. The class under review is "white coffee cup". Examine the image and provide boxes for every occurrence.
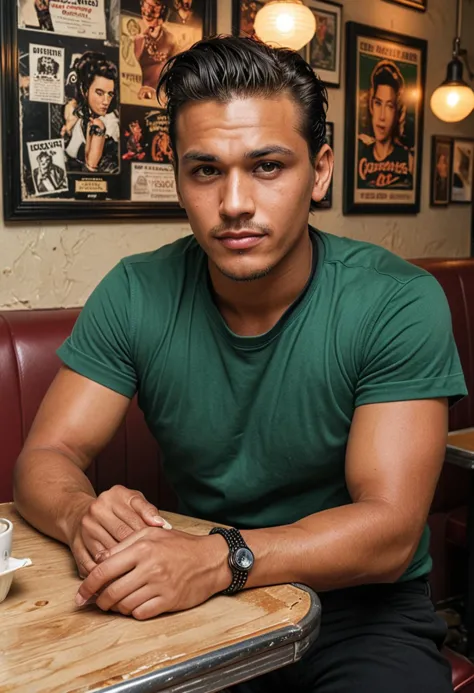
[0,519,12,573]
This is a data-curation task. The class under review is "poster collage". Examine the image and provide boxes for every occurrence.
[17,0,207,205]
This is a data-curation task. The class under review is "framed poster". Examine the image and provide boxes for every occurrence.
[1,0,216,221]
[343,22,427,215]
[304,1,342,87]
[232,0,264,38]
[314,121,334,209]
[430,135,452,207]
[451,137,474,204]
[382,0,426,11]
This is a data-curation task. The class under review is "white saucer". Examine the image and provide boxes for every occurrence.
[0,557,32,576]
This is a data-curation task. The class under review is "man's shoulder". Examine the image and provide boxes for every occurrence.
[120,234,202,279]
[317,230,430,288]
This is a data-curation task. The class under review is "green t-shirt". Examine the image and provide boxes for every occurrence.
[58,228,467,581]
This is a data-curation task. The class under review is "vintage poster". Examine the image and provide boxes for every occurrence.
[26,138,69,196]
[120,0,207,106]
[49,50,120,174]
[451,138,474,204]
[121,106,173,163]
[18,0,108,40]
[29,43,65,104]
[131,162,178,202]
[430,136,451,207]
[354,36,422,206]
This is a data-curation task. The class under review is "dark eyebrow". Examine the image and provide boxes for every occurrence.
[244,146,295,159]
[182,151,220,163]
[182,145,295,164]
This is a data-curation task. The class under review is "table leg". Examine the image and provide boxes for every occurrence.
[467,474,474,659]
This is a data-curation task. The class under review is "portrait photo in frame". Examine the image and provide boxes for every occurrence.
[451,137,474,204]
[343,22,427,215]
[430,136,452,207]
[304,1,342,87]
[1,0,217,222]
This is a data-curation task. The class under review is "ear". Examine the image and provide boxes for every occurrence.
[310,143,334,205]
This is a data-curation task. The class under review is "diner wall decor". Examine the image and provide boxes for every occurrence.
[430,135,452,207]
[450,137,474,204]
[343,22,427,215]
[382,0,427,11]
[304,1,342,87]
[0,1,216,221]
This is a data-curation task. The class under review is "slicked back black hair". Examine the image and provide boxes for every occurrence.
[157,35,328,211]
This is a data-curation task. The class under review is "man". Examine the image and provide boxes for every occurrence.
[33,151,67,194]
[14,37,465,692]
[358,59,414,190]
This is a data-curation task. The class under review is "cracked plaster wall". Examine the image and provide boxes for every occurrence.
[1,0,473,310]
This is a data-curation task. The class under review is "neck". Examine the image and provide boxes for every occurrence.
[374,140,394,160]
[209,230,313,336]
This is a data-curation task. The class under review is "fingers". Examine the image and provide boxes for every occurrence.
[129,494,172,529]
[72,534,98,578]
[75,546,138,605]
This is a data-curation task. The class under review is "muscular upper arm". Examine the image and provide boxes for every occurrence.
[21,365,131,470]
[346,398,448,536]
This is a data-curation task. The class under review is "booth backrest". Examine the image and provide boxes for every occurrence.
[0,309,172,508]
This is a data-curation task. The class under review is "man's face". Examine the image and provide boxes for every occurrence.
[175,95,330,282]
[141,0,165,29]
[38,154,52,175]
[87,76,115,116]
[370,84,397,144]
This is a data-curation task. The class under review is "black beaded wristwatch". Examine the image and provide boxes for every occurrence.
[209,527,255,595]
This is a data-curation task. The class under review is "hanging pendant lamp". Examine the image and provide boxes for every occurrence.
[254,0,317,52]
[430,0,474,122]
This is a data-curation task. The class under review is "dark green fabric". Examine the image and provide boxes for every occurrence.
[58,229,467,581]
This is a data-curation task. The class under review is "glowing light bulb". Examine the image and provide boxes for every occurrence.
[254,1,316,51]
[276,13,294,33]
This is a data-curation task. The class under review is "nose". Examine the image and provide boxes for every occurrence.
[219,169,256,220]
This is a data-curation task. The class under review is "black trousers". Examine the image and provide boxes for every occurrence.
[230,578,453,693]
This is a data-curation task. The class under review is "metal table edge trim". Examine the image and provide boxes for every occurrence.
[445,447,474,470]
[96,583,321,693]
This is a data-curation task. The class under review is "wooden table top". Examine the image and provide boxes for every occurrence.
[447,428,474,469]
[0,503,320,693]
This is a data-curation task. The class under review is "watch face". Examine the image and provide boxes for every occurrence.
[233,547,254,571]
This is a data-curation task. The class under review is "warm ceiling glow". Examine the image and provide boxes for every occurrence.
[430,84,474,122]
[254,1,317,51]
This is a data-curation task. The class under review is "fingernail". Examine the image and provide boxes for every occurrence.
[162,520,172,530]
[95,551,108,562]
[75,593,87,606]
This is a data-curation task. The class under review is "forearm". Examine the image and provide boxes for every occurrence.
[238,500,420,593]
[13,449,96,545]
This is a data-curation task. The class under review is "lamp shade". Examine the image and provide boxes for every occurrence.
[254,1,316,51]
[430,58,474,122]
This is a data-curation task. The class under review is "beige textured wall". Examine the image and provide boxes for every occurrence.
[1,0,473,310]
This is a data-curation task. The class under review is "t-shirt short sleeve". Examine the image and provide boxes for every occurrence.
[355,274,467,407]
[57,262,137,398]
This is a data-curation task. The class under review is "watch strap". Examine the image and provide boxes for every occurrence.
[209,527,252,595]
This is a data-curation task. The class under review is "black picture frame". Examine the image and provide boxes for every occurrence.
[304,0,342,88]
[430,135,452,207]
[232,0,264,39]
[382,0,427,11]
[343,22,427,215]
[0,1,216,222]
[450,137,474,205]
